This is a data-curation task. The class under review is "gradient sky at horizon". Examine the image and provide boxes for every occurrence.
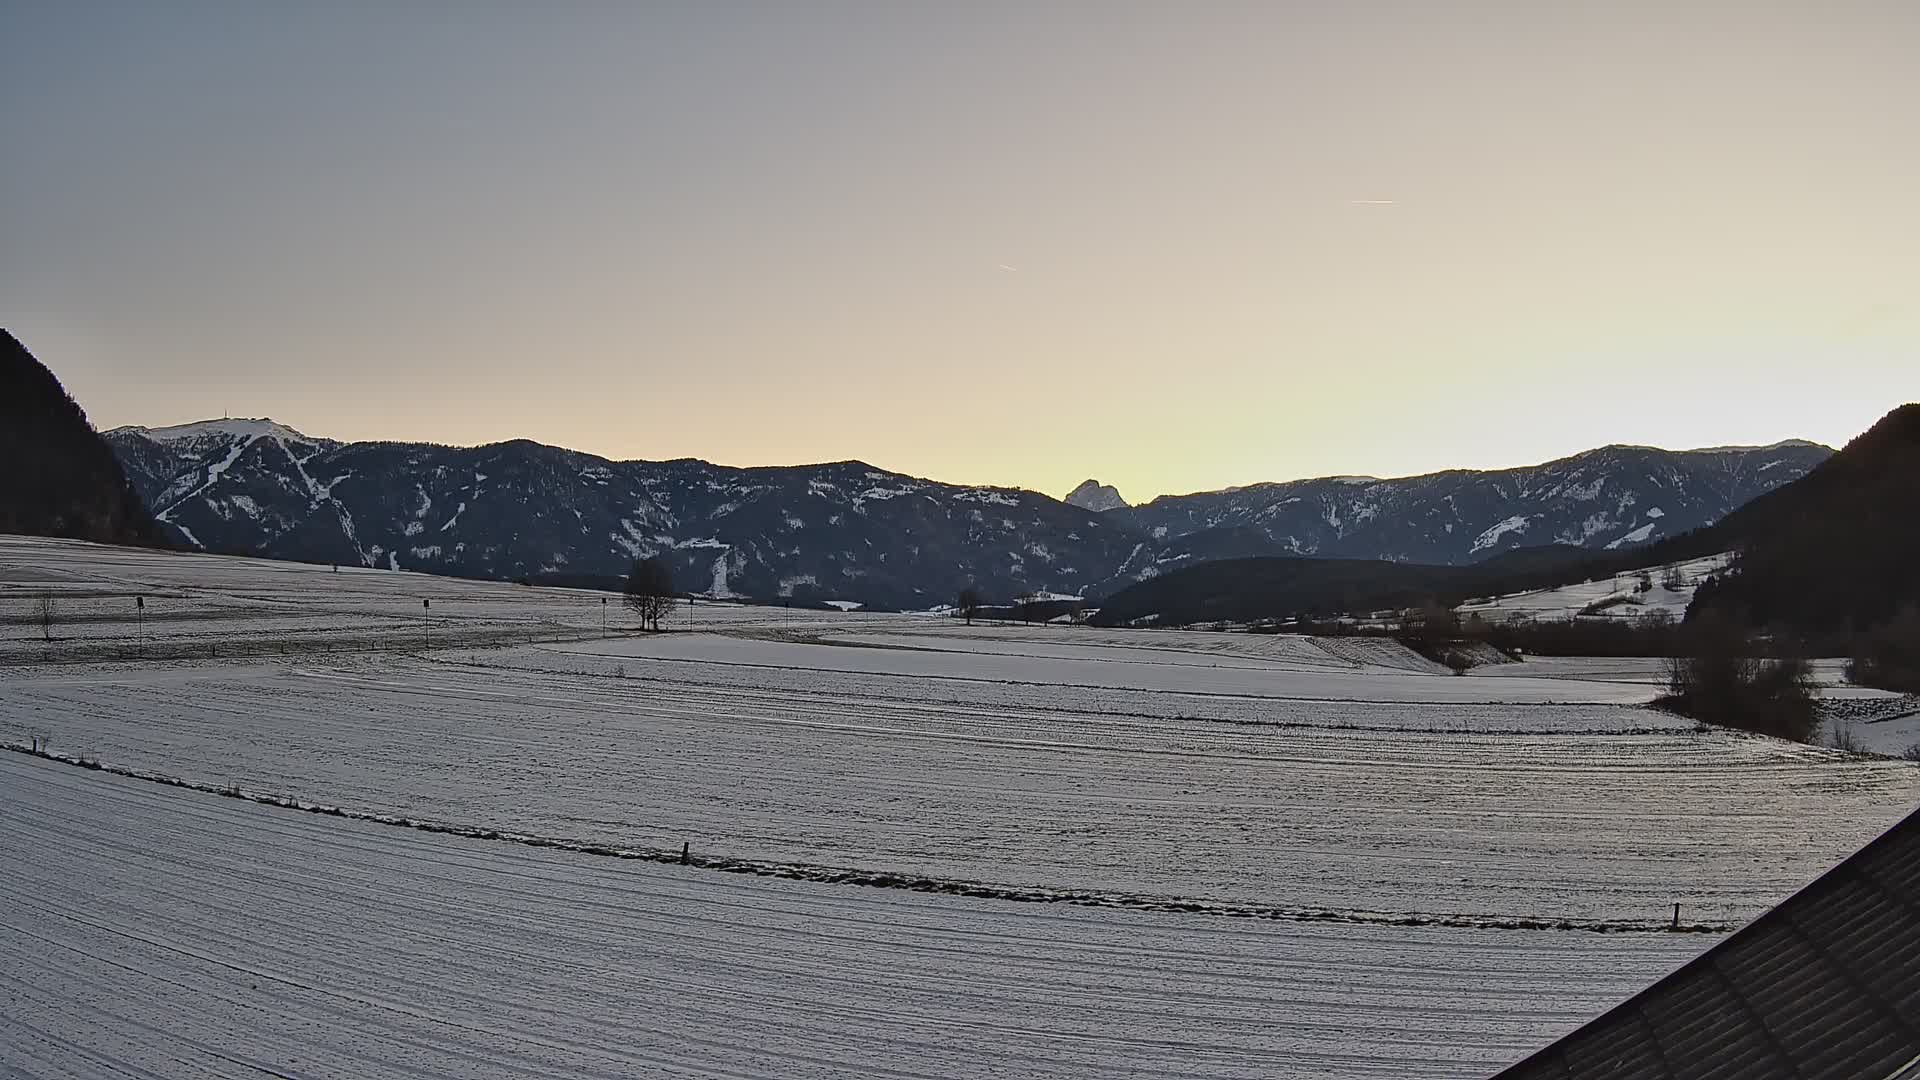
[4,2,1916,500]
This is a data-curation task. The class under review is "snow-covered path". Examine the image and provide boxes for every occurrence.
[0,752,1712,1079]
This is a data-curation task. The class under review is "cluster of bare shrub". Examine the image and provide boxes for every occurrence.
[1656,615,1818,743]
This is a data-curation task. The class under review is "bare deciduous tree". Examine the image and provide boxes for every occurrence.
[1016,593,1042,625]
[35,592,55,642]
[956,586,982,626]
[624,557,675,632]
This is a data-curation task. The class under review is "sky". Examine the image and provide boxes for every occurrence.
[4,2,1916,501]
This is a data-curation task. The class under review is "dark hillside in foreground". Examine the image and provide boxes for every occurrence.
[1685,403,1920,633]
[0,330,166,547]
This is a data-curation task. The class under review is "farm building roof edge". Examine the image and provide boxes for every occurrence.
[1493,799,1920,1080]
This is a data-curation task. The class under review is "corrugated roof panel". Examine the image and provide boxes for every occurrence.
[1493,805,1920,1080]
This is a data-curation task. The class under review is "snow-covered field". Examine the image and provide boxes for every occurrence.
[1,752,1714,1079]
[0,534,878,661]
[4,535,1919,1078]
[1455,553,1731,624]
[1818,694,1920,758]
[542,630,1657,704]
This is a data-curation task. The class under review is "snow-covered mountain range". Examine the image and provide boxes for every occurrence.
[105,420,1830,608]
[1116,441,1832,565]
